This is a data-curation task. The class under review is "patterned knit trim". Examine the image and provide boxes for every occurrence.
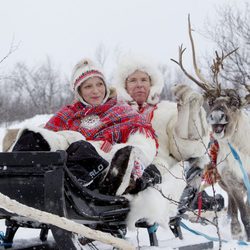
[74,70,104,88]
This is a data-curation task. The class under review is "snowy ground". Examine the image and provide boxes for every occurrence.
[0,115,250,249]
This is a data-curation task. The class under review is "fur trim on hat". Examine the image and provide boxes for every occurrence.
[71,58,110,106]
[113,55,164,105]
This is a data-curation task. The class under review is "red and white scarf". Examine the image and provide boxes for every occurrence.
[45,98,158,149]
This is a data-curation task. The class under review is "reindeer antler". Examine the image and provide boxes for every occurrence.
[211,49,238,93]
[171,15,214,95]
[171,14,238,98]
[171,44,211,92]
[187,15,210,88]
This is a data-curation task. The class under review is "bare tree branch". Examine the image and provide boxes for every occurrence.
[0,36,19,64]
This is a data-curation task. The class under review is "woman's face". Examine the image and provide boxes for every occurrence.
[79,77,106,105]
[126,70,151,105]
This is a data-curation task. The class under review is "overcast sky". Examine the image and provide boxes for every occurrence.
[0,0,244,79]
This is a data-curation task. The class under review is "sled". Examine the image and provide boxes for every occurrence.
[0,150,158,249]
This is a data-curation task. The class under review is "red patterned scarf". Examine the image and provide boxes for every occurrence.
[128,101,157,122]
[45,98,158,148]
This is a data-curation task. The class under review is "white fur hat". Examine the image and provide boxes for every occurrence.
[71,58,109,105]
[113,55,164,105]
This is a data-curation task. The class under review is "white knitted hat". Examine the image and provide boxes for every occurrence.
[71,58,109,105]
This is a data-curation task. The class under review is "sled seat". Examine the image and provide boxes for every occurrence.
[0,151,130,249]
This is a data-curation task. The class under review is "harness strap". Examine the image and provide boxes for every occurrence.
[228,143,250,204]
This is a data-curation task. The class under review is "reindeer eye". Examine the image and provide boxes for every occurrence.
[230,97,240,107]
[208,98,214,107]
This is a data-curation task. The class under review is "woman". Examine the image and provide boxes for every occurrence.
[11,58,158,196]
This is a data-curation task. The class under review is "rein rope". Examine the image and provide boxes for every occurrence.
[228,143,250,204]
[180,221,250,246]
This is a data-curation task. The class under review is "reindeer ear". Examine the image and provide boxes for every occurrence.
[202,93,209,101]
[243,94,250,105]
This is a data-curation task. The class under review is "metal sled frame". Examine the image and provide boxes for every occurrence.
[0,151,158,249]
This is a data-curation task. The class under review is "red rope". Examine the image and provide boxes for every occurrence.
[196,192,203,221]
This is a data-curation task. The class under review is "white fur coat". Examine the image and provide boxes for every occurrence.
[125,99,209,229]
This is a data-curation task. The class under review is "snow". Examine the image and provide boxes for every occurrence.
[0,115,250,249]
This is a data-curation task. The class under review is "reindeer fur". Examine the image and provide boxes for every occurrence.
[208,101,250,241]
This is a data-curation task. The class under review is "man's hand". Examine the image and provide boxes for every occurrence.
[126,164,162,194]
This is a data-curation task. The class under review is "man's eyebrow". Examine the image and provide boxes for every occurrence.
[127,77,136,81]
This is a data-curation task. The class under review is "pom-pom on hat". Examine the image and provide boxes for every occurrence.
[71,58,109,105]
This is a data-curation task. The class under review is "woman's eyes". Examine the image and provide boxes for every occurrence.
[84,85,92,89]
[97,82,104,86]
[83,82,104,89]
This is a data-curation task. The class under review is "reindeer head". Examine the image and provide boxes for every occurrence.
[206,89,242,139]
[171,15,250,140]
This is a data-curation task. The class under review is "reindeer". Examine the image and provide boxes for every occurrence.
[172,15,250,241]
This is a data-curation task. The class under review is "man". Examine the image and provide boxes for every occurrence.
[113,55,224,230]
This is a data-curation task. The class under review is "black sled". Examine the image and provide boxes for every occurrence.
[0,150,128,249]
[0,150,158,249]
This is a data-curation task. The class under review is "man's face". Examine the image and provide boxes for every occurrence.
[126,70,151,105]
